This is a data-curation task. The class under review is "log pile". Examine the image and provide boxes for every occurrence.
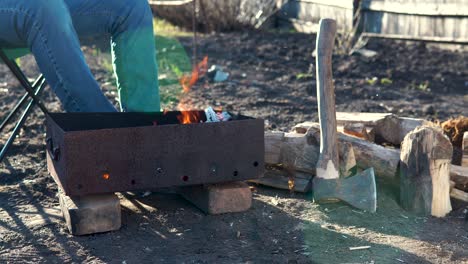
[257,112,468,217]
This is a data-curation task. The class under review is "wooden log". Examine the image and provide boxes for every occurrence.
[343,123,371,141]
[336,112,391,127]
[265,131,284,164]
[265,131,320,174]
[399,126,453,217]
[450,164,468,191]
[249,170,313,193]
[339,142,356,177]
[450,188,468,203]
[463,132,468,167]
[267,124,400,179]
[374,115,431,145]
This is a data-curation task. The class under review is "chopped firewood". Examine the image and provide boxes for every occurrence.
[375,115,431,145]
[450,180,456,190]
[267,125,401,179]
[441,116,468,148]
[450,165,468,191]
[450,188,468,203]
[249,170,313,193]
[339,142,357,177]
[400,126,452,217]
[292,121,316,134]
[337,132,400,180]
[265,131,284,164]
[463,132,468,167]
[265,131,319,173]
[440,116,468,165]
[336,112,391,127]
[343,123,371,141]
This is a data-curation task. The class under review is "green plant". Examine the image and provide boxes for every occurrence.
[417,81,430,91]
[380,78,393,85]
[365,77,378,85]
[296,73,314,80]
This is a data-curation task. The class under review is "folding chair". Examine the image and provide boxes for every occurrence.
[0,48,49,163]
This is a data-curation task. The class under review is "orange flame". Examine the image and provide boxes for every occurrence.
[180,56,208,93]
[177,110,202,124]
[177,56,209,124]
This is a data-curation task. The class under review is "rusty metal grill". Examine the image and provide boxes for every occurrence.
[46,111,264,196]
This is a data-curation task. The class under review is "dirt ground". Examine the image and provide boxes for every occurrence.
[0,30,467,263]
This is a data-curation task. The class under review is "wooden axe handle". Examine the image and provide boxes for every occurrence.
[315,19,339,180]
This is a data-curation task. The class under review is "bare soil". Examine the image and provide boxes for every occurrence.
[0,31,467,263]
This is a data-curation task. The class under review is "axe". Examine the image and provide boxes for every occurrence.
[312,19,377,213]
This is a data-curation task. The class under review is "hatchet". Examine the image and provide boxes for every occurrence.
[312,19,377,213]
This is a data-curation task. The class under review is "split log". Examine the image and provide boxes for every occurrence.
[338,133,400,179]
[335,112,430,145]
[463,132,468,167]
[375,115,431,145]
[343,123,373,142]
[265,129,359,174]
[450,164,468,191]
[264,131,319,174]
[339,142,356,177]
[265,131,284,164]
[399,126,452,217]
[336,112,391,127]
[450,188,468,203]
[249,170,312,193]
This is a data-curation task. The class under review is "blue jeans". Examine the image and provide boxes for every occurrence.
[0,0,160,112]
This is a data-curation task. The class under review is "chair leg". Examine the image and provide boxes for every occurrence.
[0,78,47,162]
[0,75,45,132]
[0,50,48,114]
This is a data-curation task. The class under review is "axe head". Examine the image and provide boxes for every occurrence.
[313,168,377,212]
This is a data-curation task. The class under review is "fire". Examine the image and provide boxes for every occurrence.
[177,56,209,124]
[177,110,202,124]
[180,56,208,92]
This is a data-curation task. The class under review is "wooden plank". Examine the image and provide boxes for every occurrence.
[278,0,354,32]
[362,11,468,44]
[294,0,354,9]
[362,32,468,45]
[361,0,468,16]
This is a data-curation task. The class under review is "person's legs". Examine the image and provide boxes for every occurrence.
[0,0,117,112]
[66,0,160,112]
